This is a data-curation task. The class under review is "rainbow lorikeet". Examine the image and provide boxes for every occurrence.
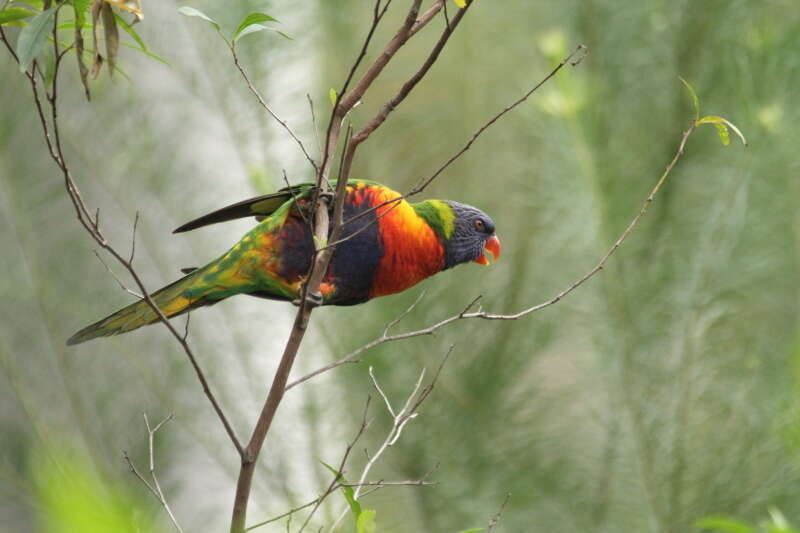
[67,180,500,345]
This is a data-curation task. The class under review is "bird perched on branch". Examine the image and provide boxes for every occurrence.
[67,180,501,345]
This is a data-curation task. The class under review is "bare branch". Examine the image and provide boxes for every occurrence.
[125,414,183,533]
[410,0,444,37]
[288,296,473,390]
[370,366,397,418]
[93,250,144,299]
[129,210,139,263]
[408,43,588,196]
[297,397,372,533]
[332,44,589,235]
[338,480,437,488]
[330,351,450,531]
[306,94,323,159]
[245,497,321,532]
[487,493,512,532]
[230,47,318,174]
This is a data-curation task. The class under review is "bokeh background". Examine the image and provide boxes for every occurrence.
[1,1,799,532]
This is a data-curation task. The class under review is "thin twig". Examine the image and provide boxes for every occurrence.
[129,210,139,263]
[297,397,372,533]
[92,250,144,299]
[230,47,318,174]
[336,44,589,231]
[408,43,588,196]
[329,349,451,531]
[487,493,512,532]
[287,296,477,390]
[124,414,183,533]
[306,93,322,159]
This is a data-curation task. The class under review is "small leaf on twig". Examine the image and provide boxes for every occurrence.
[329,87,337,107]
[679,76,700,121]
[453,0,467,7]
[233,12,278,39]
[356,509,377,533]
[0,7,35,26]
[233,23,282,43]
[696,115,747,146]
[15,6,56,73]
[114,11,145,49]
[320,461,362,520]
[177,6,219,31]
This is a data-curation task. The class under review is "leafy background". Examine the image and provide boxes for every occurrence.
[1,1,799,532]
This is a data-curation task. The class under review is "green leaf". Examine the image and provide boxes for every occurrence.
[329,88,337,107]
[100,2,119,76]
[696,115,747,146]
[177,6,219,31]
[695,516,756,533]
[16,6,56,72]
[454,0,467,7]
[71,0,90,26]
[0,7,35,25]
[233,24,293,43]
[114,11,145,50]
[233,23,267,42]
[679,76,700,120]
[233,12,278,38]
[356,509,377,533]
[320,461,361,520]
[120,41,170,66]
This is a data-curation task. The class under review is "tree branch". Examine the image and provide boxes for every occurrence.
[230,46,318,174]
[124,414,183,533]
[329,349,450,531]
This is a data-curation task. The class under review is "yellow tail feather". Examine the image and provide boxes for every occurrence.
[67,270,210,345]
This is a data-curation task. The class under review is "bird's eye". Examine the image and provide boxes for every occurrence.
[473,219,485,232]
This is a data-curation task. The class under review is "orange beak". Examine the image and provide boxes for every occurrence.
[474,235,501,266]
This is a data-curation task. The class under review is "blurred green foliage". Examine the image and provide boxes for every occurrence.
[1,1,799,532]
[32,447,163,533]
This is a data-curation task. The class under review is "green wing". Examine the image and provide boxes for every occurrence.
[173,184,311,233]
[173,179,385,233]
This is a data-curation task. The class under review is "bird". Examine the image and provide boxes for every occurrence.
[67,180,501,345]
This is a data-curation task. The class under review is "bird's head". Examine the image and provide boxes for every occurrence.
[441,201,501,269]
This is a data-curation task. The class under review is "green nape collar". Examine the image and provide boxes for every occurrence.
[412,200,455,240]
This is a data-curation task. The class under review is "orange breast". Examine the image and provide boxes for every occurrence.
[348,184,445,298]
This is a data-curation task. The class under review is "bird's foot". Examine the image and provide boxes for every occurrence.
[292,291,323,308]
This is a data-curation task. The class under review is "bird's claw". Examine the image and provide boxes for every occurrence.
[305,291,323,308]
[292,291,323,308]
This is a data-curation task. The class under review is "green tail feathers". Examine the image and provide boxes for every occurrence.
[67,269,214,346]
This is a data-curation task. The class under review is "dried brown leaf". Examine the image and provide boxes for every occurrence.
[75,24,91,100]
[90,0,103,78]
[100,2,118,77]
